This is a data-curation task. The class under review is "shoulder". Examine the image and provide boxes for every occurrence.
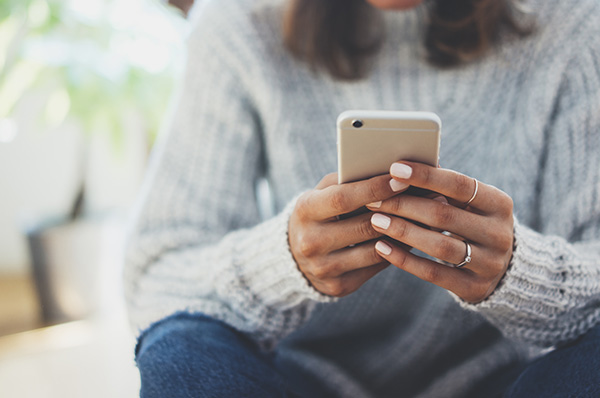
[180,0,294,116]
[188,0,286,48]
[184,0,288,79]
[529,0,600,41]
[505,0,600,77]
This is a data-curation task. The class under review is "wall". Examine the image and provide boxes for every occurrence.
[0,103,148,275]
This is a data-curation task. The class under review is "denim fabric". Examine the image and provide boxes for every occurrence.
[135,312,332,398]
[135,313,288,398]
[503,324,600,398]
[135,313,600,398]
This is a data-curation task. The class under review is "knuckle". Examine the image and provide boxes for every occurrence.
[367,183,382,203]
[500,192,514,215]
[432,205,456,226]
[298,241,314,259]
[316,173,338,189]
[488,258,507,274]
[388,196,403,214]
[329,190,349,213]
[295,195,311,220]
[357,217,377,239]
[298,234,322,258]
[420,165,434,185]
[323,172,338,184]
[323,258,345,277]
[323,279,346,297]
[392,249,409,270]
[310,263,330,280]
[486,223,513,251]
[436,238,457,261]
[497,229,514,251]
[485,229,503,248]
[488,188,513,216]
[422,265,441,283]
[392,220,409,240]
[455,174,473,196]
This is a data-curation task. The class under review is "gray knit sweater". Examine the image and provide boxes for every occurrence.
[124,0,600,396]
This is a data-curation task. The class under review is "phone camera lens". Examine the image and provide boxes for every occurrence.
[352,120,363,128]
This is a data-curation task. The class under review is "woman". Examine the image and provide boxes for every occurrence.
[125,0,600,396]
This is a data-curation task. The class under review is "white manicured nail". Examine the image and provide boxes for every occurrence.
[390,163,413,179]
[371,213,391,230]
[390,179,409,192]
[432,195,448,204]
[367,201,382,208]
[375,241,392,255]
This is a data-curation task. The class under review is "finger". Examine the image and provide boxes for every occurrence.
[302,174,403,221]
[370,213,495,275]
[315,173,339,189]
[374,240,470,294]
[296,213,382,258]
[324,241,388,277]
[318,263,390,297]
[368,195,504,246]
[374,240,496,303]
[389,162,513,215]
[370,213,468,266]
[326,212,384,251]
[337,262,390,296]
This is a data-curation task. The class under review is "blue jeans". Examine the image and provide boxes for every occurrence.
[135,313,600,398]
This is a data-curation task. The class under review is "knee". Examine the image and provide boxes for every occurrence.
[135,312,287,398]
[504,323,600,398]
[136,312,255,380]
[136,313,232,396]
[136,312,244,361]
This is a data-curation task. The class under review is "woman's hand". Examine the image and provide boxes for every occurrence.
[289,173,405,297]
[367,162,514,304]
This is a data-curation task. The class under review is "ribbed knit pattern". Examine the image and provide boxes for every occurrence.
[124,0,600,396]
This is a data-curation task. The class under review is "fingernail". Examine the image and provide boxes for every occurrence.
[375,241,392,255]
[371,213,391,230]
[366,201,382,208]
[390,163,413,179]
[390,179,409,192]
[432,195,448,204]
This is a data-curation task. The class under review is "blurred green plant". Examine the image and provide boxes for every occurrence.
[0,0,183,149]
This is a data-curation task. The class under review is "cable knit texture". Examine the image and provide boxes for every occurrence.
[124,0,600,396]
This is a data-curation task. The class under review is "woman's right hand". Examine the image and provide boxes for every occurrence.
[289,173,406,297]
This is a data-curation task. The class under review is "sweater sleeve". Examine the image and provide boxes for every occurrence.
[458,42,600,347]
[123,3,332,349]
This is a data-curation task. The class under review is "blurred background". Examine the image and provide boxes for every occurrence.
[0,0,193,396]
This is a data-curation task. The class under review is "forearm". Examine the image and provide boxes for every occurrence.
[125,197,334,350]
[458,218,600,347]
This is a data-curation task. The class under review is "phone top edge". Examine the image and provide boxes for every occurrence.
[337,110,442,127]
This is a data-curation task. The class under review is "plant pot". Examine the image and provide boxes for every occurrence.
[26,217,125,325]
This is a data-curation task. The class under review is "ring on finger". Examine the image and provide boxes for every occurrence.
[454,240,472,269]
[464,179,479,208]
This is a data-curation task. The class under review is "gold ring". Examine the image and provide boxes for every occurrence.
[464,179,478,208]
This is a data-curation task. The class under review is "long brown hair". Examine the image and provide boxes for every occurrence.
[283,0,530,80]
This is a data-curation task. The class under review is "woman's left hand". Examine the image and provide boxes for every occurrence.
[367,161,515,304]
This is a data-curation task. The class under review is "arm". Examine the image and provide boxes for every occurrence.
[461,43,600,347]
[123,12,330,349]
[124,5,401,349]
[365,43,600,348]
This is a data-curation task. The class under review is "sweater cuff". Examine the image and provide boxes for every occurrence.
[451,218,574,344]
[221,195,336,313]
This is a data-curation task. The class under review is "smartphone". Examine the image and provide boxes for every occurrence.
[337,110,441,184]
